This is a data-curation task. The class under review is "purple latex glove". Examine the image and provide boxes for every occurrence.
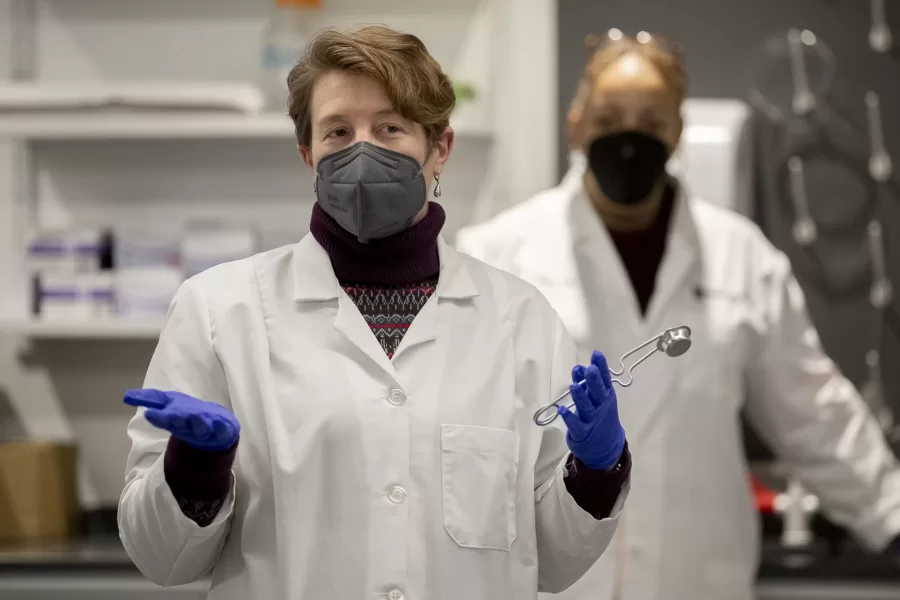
[124,389,240,452]
[558,350,625,470]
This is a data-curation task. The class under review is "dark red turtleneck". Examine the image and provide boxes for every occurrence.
[309,201,444,284]
[164,201,630,525]
[608,183,676,314]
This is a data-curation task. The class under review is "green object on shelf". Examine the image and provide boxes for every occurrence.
[453,81,477,104]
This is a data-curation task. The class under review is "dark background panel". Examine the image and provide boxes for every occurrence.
[558,0,900,459]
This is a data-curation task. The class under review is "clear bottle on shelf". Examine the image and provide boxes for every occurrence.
[260,0,323,110]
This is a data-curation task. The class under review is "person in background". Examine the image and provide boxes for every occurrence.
[456,31,900,600]
[118,25,633,600]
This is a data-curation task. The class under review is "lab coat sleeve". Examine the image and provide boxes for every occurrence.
[533,315,630,593]
[455,227,488,261]
[118,278,236,586]
[455,224,516,267]
[744,255,900,550]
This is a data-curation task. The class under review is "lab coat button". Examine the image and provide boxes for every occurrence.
[388,389,407,406]
[388,486,407,504]
[388,589,404,600]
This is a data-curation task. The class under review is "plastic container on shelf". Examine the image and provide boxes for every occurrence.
[112,223,182,271]
[79,272,116,319]
[181,222,258,279]
[115,267,183,320]
[28,228,108,275]
[27,232,72,274]
[69,229,105,273]
[38,273,85,321]
[260,0,323,109]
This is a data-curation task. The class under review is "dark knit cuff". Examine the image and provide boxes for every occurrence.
[164,437,237,527]
[563,441,631,519]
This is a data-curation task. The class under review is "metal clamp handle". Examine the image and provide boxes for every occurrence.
[533,326,692,426]
[870,0,893,53]
[868,220,893,309]
[788,156,817,246]
[788,29,816,116]
[866,92,893,182]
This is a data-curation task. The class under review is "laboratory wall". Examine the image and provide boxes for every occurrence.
[557,0,900,456]
[0,0,558,509]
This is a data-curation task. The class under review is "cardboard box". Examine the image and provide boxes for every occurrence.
[0,442,79,540]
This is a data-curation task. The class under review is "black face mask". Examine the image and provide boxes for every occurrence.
[587,131,671,205]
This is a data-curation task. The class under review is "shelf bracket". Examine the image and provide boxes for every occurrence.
[0,0,100,509]
[0,334,101,507]
[11,0,36,80]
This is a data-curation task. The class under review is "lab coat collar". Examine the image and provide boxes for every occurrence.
[562,164,702,329]
[563,160,698,247]
[435,236,480,300]
[291,233,479,301]
[292,234,342,301]
[564,166,701,265]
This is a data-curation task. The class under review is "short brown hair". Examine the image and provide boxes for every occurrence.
[570,32,687,117]
[287,25,456,148]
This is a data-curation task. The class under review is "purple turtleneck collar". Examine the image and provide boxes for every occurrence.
[309,202,445,285]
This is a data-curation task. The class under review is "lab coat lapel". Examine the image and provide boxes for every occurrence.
[291,235,396,379]
[392,237,478,360]
[625,186,701,442]
[512,173,593,347]
[569,184,644,317]
[567,181,646,349]
[643,185,701,331]
[513,166,643,350]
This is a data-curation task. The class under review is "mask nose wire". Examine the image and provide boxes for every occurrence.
[315,140,436,186]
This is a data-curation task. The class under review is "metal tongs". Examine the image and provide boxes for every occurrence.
[533,326,692,426]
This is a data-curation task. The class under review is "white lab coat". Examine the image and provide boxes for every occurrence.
[118,234,628,600]
[456,164,900,600]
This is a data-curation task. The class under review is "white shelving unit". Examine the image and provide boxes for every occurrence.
[0,0,557,509]
[1,319,164,339]
[0,111,495,141]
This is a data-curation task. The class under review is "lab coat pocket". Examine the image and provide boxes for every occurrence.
[441,424,520,551]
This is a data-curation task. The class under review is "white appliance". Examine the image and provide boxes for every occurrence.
[674,98,753,215]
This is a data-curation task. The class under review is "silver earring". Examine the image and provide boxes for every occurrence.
[313,175,318,193]
[433,175,442,198]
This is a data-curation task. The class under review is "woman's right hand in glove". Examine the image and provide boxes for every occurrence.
[124,388,240,452]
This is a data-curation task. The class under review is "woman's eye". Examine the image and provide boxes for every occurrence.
[383,124,404,134]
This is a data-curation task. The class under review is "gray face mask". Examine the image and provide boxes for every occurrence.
[315,141,427,243]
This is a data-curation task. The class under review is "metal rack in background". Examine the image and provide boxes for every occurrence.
[748,18,900,545]
[749,27,898,443]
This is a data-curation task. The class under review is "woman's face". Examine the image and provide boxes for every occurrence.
[569,52,682,154]
[300,71,453,190]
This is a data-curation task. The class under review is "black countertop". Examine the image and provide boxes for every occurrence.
[0,510,135,574]
[0,534,898,582]
[0,535,136,574]
[1,509,899,583]
[759,539,900,581]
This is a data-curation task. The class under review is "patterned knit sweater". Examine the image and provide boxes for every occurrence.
[341,278,438,358]
[163,202,630,527]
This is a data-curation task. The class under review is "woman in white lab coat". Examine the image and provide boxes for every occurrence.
[457,32,900,600]
[118,25,633,600]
